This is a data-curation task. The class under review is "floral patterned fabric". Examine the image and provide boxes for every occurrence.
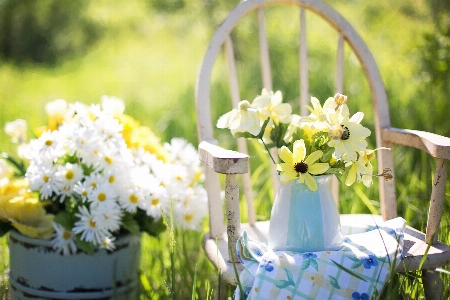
[235,217,405,300]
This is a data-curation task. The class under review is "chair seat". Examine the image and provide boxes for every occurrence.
[202,214,450,285]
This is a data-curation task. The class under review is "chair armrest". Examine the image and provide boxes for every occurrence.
[382,127,450,160]
[198,140,249,174]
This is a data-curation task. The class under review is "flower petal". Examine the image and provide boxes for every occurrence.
[308,163,330,175]
[304,150,323,165]
[345,163,357,186]
[278,146,294,165]
[303,173,318,191]
[293,140,306,162]
[216,111,233,128]
[280,169,298,183]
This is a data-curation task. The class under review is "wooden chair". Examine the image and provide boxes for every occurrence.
[195,0,450,298]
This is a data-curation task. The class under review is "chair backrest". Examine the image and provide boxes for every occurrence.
[195,0,397,239]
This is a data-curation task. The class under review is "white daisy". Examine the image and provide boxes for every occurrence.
[99,235,116,251]
[164,138,198,166]
[55,163,84,198]
[141,185,170,219]
[100,95,125,117]
[91,203,123,232]
[51,222,77,255]
[29,130,65,161]
[73,181,90,202]
[73,205,109,246]
[118,185,145,213]
[88,182,118,209]
[26,161,62,200]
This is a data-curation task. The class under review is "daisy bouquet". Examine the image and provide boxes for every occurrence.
[217,89,391,192]
[0,96,207,254]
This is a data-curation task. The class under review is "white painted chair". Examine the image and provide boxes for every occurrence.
[195,0,450,298]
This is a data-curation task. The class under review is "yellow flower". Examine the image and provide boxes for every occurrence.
[45,99,69,131]
[277,139,330,191]
[0,179,54,239]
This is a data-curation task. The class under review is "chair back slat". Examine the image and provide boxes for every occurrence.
[331,32,345,203]
[258,8,273,91]
[225,35,257,225]
[225,36,241,107]
[335,32,344,94]
[299,7,309,116]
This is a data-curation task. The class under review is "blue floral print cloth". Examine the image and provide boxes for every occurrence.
[234,217,406,300]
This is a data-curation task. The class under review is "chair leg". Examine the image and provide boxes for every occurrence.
[422,269,443,300]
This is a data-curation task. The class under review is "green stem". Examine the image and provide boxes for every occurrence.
[260,139,276,165]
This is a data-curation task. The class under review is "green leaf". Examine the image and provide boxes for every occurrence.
[1,152,27,176]
[321,147,334,162]
[325,168,343,175]
[328,275,341,289]
[0,221,13,237]
[301,259,310,270]
[285,268,294,283]
[270,122,289,148]
[331,259,368,282]
[233,132,259,139]
[346,255,360,262]
[275,280,292,289]
[134,209,166,237]
[310,258,319,272]
[121,213,140,234]
[75,235,96,255]
[351,260,364,269]
[54,211,76,230]
[257,118,271,140]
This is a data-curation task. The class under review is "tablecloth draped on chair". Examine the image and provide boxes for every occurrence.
[234,217,406,300]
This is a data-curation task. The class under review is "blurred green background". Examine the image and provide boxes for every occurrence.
[0,0,449,298]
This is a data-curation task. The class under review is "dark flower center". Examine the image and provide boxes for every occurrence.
[294,161,308,173]
[341,125,350,140]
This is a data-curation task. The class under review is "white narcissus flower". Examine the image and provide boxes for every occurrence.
[217,100,265,136]
[4,119,28,144]
[303,96,337,123]
[326,105,371,162]
[254,89,292,125]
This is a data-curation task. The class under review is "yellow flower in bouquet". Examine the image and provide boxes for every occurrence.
[0,179,53,239]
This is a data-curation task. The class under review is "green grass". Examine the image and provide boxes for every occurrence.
[1,0,450,299]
